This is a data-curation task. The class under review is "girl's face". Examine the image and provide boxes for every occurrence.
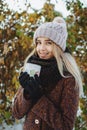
[36,37,54,59]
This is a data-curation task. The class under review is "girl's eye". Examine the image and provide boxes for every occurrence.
[46,41,52,45]
[36,41,41,45]
[36,40,53,45]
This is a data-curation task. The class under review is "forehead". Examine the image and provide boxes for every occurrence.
[37,37,51,41]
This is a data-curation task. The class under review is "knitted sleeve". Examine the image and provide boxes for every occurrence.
[12,86,32,119]
[32,76,79,130]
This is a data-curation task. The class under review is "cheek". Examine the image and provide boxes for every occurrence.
[48,46,53,53]
[49,47,54,56]
[36,46,39,52]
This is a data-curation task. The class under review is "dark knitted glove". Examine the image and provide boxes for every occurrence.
[19,72,43,101]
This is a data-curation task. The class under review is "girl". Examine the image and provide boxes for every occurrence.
[12,17,83,130]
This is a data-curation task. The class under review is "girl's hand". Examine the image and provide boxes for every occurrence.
[19,72,43,101]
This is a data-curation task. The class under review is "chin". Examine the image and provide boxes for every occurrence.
[40,56,47,59]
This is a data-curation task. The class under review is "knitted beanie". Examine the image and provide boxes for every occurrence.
[33,17,68,51]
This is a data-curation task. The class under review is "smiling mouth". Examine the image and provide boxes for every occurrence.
[39,53,48,58]
[39,52,48,56]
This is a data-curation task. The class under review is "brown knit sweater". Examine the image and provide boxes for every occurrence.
[12,55,79,130]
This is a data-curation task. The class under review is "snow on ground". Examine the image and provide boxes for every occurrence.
[0,123,23,130]
[0,119,24,130]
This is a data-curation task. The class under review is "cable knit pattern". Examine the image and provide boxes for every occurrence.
[12,55,79,130]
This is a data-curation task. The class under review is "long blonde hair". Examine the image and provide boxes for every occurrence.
[53,44,83,97]
[23,43,83,97]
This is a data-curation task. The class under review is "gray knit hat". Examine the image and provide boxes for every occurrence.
[33,17,68,51]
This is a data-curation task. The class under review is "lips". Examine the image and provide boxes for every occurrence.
[39,52,48,58]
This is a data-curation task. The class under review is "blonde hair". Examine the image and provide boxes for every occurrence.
[22,43,83,97]
[53,44,83,97]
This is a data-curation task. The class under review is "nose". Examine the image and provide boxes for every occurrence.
[40,43,46,51]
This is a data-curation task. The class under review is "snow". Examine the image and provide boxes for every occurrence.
[0,123,23,130]
[0,119,24,130]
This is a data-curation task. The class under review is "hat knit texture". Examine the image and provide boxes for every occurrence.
[33,17,68,51]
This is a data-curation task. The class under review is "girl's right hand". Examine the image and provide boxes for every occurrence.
[19,72,43,101]
[19,72,30,88]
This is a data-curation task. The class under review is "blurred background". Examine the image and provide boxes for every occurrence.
[0,0,87,129]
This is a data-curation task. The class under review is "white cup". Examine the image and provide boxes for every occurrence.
[23,63,41,77]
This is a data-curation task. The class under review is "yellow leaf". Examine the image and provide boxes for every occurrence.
[0,57,4,64]
[0,15,5,21]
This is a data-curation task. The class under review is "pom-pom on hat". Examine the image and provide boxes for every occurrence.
[33,17,68,51]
